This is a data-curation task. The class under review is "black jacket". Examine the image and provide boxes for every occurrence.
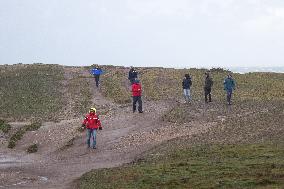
[204,76,213,89]
[128,69,138,80]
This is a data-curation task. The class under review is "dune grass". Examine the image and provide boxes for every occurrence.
[0,64,64,121]
[79,143,284,189]
[0,119,11,133]
[100,67,131,104]
[98,67,284,103]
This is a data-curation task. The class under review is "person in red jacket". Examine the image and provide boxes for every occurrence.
[132,79,143,113]
[82,107,102,149]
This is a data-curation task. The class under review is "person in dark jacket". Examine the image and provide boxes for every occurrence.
[223,74,236,105]
[182,74,192,103]
[128,66,138,84]
[131,79,143,113]
[204,72,213,103]
[91,66,104,87]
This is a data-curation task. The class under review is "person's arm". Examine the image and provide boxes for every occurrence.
[82,116,88,128]
[97,117,102,130]
[232,79,236,90]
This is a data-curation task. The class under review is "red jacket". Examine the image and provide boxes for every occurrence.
[132,83,142,96]
[82,113,101,129]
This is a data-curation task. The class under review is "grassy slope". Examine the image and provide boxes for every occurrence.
[0,64,93,121]
[80,143,284,189]
[99,67,284,102]
[0,64,64,121]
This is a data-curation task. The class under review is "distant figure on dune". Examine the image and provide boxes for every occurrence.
[204,72,213,103]
[91,66,104,88]
[223,74,236,105]
[182,74,192,103]
[131,79,143,113]
[128,66,138,85]
[81,107,102,149]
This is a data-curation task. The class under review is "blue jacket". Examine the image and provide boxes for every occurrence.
[91,68,103,76]
[224,77,235,91]
[182,77,192,89]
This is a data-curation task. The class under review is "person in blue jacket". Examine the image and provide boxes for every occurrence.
[182,74,192,103]
[91,66,104,87]
[223,73,236,105]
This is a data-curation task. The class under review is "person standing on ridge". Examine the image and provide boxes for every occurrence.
[132,79,143,113]
[182,74,192,103]
[91,66,104,87]
[223,73,236,105]
[128,66,138,85]
[204,72,213,103]
[82,107,102,149]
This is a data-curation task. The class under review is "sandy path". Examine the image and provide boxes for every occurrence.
[0,70,215,189]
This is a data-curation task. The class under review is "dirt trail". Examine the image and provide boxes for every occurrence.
[0,70,216,189]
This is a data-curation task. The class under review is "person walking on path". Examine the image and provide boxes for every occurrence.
[182,74,192,103]
[204,72,213,103]
[82,107,102,149]
[128,66,138,85]
[91,66,104,87]
[132,79,143,113]
[223,74,236,105]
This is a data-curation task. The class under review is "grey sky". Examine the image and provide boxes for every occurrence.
[1,0,284,68]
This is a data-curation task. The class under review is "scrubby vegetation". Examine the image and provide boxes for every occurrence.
[27,143,38,153]
[0,64,64,121]
[0,119,11,133]
[100,67,131,104]
[98,67,284,102]
[8,122,42,148]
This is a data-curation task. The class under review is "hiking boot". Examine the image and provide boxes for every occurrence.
[139,111,143,113]
[93,146,96,149]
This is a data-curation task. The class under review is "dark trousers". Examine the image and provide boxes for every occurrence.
[226,89,233,104]
[133,96,142,112]
[94,75,100,87]
[204,87,212,102]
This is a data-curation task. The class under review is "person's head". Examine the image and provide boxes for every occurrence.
[89,107,96,114]
[227,73,232,78]
[205,71,210,77]
[185,74,190,79]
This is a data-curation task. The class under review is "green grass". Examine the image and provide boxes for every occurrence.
[8,122,42,148]
[0,119,11,133]
[66,69,93,115]
[78,143,284,189]
[0,64,64,121]
[100,68,131,104]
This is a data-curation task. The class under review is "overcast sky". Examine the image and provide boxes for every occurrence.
[1,0,284,68]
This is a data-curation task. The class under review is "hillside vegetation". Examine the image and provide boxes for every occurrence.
[0,64,93,121]
[79,143,284,189]
[100,66,284,103]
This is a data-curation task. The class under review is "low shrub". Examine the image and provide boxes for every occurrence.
[27,143,38,153]
[0,119,11,133]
